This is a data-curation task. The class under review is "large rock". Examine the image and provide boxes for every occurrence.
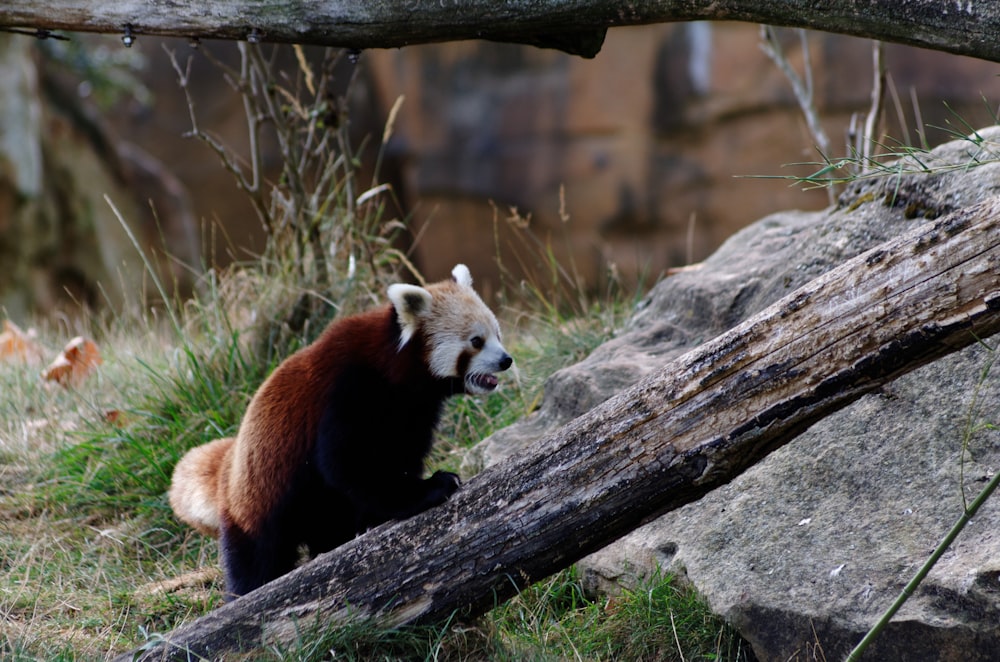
[469,129,1000,659]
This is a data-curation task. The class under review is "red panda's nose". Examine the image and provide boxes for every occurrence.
[498,354,513,371]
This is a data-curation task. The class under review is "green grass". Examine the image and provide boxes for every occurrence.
[0,314,229,659]
[494,567,750,661]
[39,332,259,519]
[265,566,750,661]
[752,100,1000,192]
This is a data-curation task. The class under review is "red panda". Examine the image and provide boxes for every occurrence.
[168,265,512,598]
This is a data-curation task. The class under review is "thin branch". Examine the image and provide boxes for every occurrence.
[847,340,996,660]
[163,45,271,231]
[759,27,831,159]
[861,41,887,171]
[237,43,264,211]
[886,73,911,150]
[759,26,836,203]
[847,448,1000,660]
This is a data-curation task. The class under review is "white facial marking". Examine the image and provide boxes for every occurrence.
[421,268,512,393]
[388,283,433,348]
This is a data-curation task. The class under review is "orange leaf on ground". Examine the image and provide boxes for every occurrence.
[104,409,131,427]
[0,320,46,365]
[42,336,102,387]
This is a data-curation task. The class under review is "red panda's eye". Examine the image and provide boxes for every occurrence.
[470,336,485,350]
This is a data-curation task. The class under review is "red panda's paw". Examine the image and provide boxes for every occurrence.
[426,470,462,503]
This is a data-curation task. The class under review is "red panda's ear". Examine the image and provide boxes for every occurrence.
[451,264,473,289]
[387,283,433,347]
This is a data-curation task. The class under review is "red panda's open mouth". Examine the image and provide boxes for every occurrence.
[466,372,499,393]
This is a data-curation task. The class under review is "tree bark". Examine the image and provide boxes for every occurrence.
[118,198,1000,661]
[2,0,1000,60]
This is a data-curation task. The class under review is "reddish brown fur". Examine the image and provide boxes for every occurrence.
[224,306,408,535]
[169,273,509,597]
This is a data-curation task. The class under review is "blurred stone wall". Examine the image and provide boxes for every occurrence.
[5,24,1000,315]
[365,23,1000,294]
[0,34,198,319]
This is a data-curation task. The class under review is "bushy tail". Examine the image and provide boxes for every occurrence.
[168,437,234,538]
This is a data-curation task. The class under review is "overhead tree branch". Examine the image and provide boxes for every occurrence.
[2,0,1000,60]
[118,197,1000,661]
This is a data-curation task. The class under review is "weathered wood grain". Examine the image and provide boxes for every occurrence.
[117,198,1000,661]
[2,0,1000,61]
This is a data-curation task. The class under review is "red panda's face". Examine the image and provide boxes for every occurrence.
[388,265,513,394]
[431,313,511,394]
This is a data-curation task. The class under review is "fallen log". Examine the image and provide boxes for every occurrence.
[120,197,1000,661]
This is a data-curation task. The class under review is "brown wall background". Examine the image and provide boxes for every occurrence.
[3,23,1000,315]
